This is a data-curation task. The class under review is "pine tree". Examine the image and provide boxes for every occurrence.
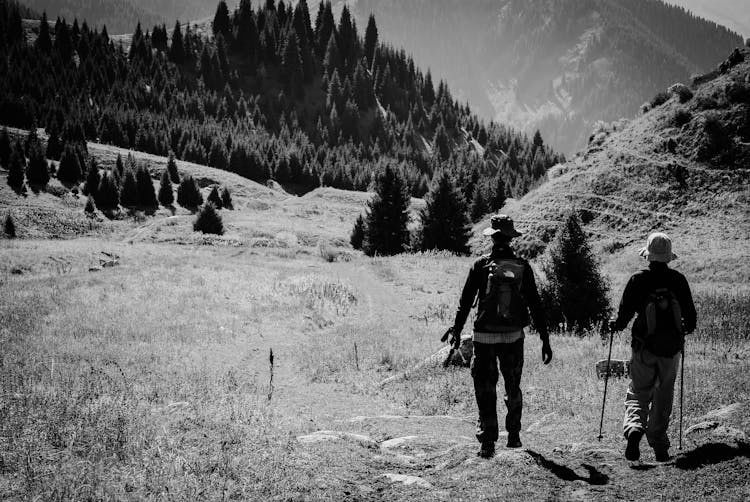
[158,169,174,207]
[207,185,223,209]
[220,186,233,209]
[26,144,50,187]
[45,128,63,162]
[419,171,470,254]
[169,21,185,64]
[193,202,224,234]
[432,123,451,161]
[364,14,378,68]
[470,185,489,223]
[363,165,411,256]
[57,144,82,184]
[116,154,125,177]
[120,170,138,208]
[212,1,232,40]
[7,149,25,189]
[3,214,16,238]
[84,160,100,197]
[0,128,10,168]
[135,166,158,209]
[95,172,120,211]
[167,152,180,183]
[177,175,203,210]
[208,140,229,170]
[350,213,365,249]
[541,211,611,333]
[281,31,304,97]
[36,12,52,53]
[490,174,506,212]
[322,33,341,77]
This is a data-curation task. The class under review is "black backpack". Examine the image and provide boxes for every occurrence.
[477,257,528,332]
[645,287,683,338]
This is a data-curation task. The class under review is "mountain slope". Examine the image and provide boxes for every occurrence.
[493,48,750,284]
[346,0,743,155]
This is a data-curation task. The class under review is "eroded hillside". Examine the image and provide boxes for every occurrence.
[494,49,750,284]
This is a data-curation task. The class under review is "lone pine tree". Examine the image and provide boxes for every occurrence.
[120,170,138,208]
[419,171,471,254]
[84,160,100,197]
[541,211,611,332]
[363,165,410,256]
[95,172,120,211]
[135,166,158,209]
[3,214,16,238]
[167,152,180,183]
[193,202,224,235]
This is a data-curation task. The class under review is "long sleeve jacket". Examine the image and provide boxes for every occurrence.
[613,262,696,356]
[453,246,549,340]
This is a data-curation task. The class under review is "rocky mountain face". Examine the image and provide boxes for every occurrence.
[347,0,743,155]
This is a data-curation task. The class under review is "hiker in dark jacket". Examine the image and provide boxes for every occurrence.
[610,232,696,462]
[452,214,553,459]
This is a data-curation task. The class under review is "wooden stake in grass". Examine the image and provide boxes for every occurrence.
[267,348,274,402]
[354,342,360,371]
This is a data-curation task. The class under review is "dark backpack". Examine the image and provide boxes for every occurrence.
[478,258,527,332]
[645,287,682,338]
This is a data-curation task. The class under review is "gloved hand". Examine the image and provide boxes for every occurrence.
[541,338,553,365]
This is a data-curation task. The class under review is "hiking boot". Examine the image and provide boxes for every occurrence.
[506,433,522,449]
[625,431,643,461]
[654,448,671,462]
[478,442,495,459]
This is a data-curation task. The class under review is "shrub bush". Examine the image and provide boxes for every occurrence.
[649,91,671,109]
[668,83,693,103]
[193,203,224,235]
[672,108,692,127]
[3,214,16,238]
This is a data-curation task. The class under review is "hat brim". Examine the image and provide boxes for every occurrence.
[639,247,677,262]
[483,228,523,238]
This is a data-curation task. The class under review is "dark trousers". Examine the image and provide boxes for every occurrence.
[471,339,524,443]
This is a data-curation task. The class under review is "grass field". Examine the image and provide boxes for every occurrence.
[1,236,748,500]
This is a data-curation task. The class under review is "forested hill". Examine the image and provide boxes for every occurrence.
[345,0,744,155]
[0,0,563,200]
[15,0,218,35]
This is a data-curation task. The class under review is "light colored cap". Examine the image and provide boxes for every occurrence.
[639,232,677,263]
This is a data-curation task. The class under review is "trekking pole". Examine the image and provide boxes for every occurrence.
[598,322,615,441]
[679,339,685,450]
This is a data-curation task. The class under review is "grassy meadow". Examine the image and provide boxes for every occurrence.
[1,234,748,500]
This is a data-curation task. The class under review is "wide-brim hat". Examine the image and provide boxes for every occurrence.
[482,214,522,238]
[639,232,677,263]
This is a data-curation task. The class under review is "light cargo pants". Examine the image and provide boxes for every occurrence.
[623,348,680,450]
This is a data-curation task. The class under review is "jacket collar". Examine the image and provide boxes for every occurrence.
[490,244,516,259]
[648,262,670,271]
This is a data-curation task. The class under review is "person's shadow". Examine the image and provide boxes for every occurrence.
[526,450,609,485]
[673,442,750,470]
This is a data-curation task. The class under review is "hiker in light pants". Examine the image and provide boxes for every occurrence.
[452,215,553,459]
[609,233,696,462]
